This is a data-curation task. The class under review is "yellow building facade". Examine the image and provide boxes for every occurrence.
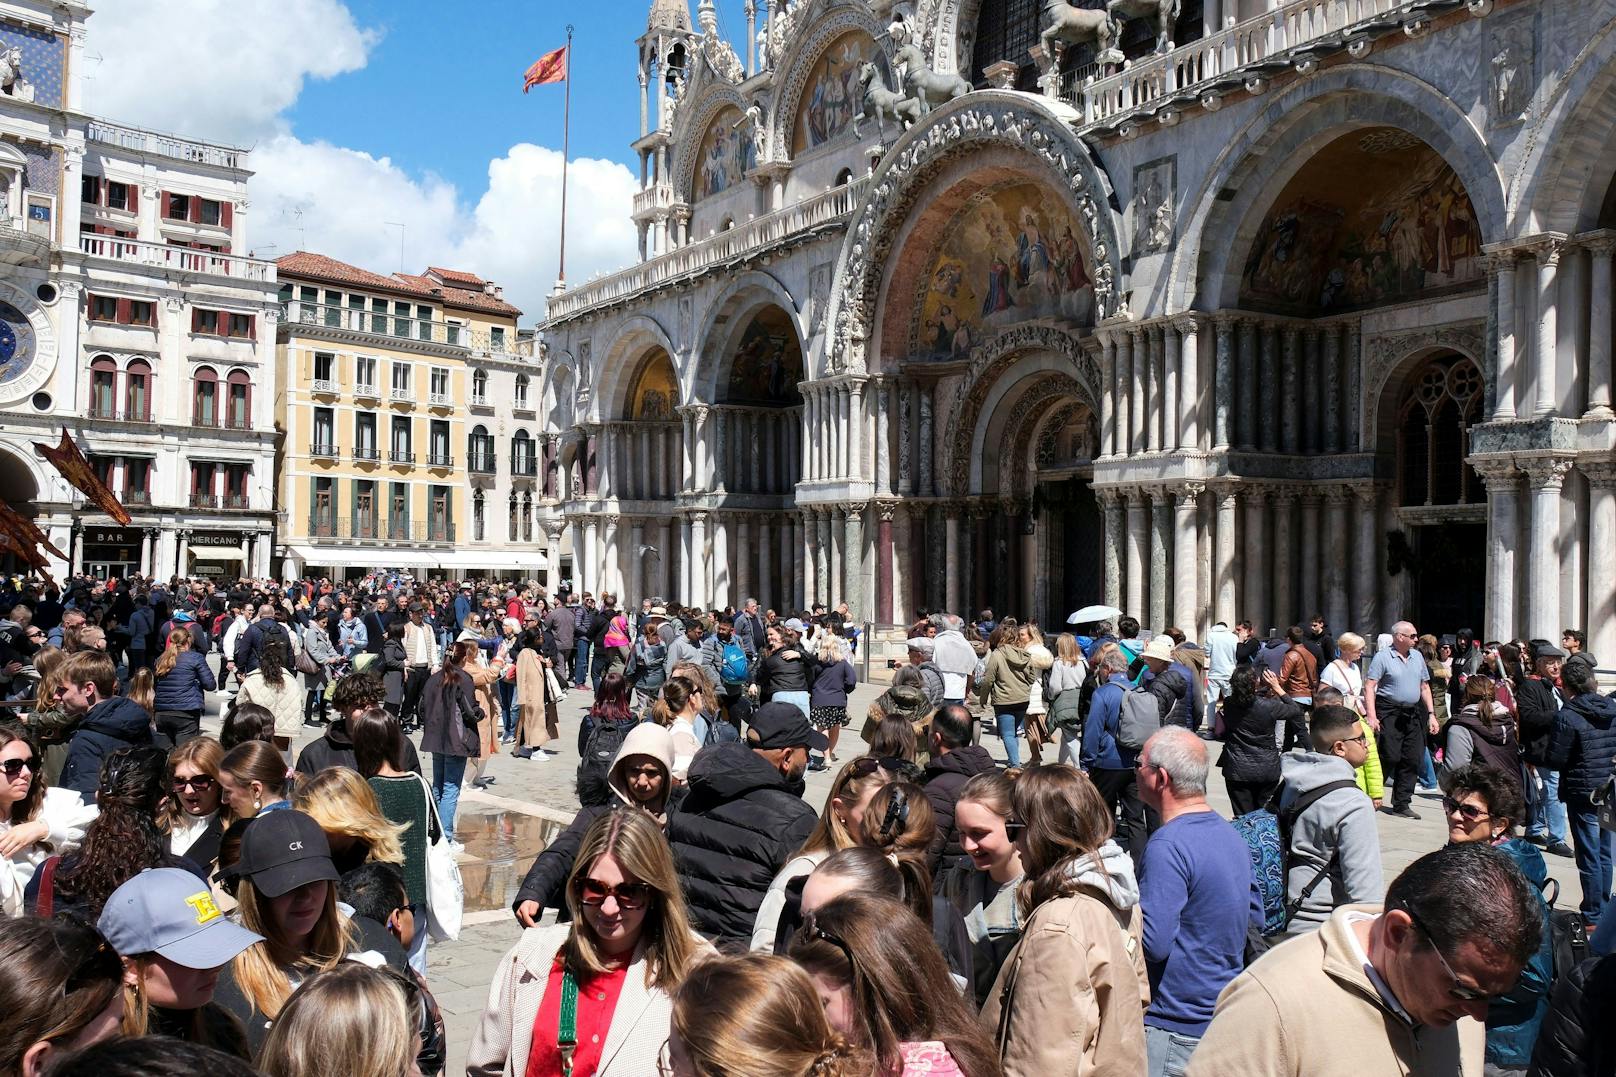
[273,253,527,579]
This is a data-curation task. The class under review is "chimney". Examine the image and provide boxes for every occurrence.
[483,280,497,296]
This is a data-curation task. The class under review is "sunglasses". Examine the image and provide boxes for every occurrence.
[1440,796,1490,824]
[0,756,33,778]
[845,755,906,779]
[576,878,654,910]
[1405,906,1498,1002]
[1004,818,1028,841]
[173,774,217,792]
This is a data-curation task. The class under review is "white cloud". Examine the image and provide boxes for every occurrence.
[84,1,638,319]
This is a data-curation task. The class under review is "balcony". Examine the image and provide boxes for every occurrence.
[429,392,451,406]
[389,386,412,403]
[123,490,150,506]
[632,183,676,220]
[87,119,248,169]
[389,450,416,465]
[306,516,456,545]
[78,235,272,283]
[225,414,252,430]
[280,301,465,349]
[311,379,339,395]
[355,383,379,400]
[190,493,218,509]
[88,403,118,420]
[352,446,380,463]
[223,494,250,510]
[469,453,497,474]
[427,452,455,468]
[310,442,338,459]
[511,458,537,478]
[469,394,490,409]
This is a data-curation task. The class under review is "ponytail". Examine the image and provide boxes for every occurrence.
[858,782,935,927]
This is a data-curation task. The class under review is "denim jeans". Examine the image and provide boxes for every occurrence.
[431,753,468,843]
[995,702,1029,767]
[1566,794,1615,924]
[573,638,591,687]
[498,679,517,738]
[1527,766,1570,843]
[1145,1025,1201,1077]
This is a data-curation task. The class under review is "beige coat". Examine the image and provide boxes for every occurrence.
[235,670,305,738]
[466,922,688,1077]
[1185,904,1485,1077]
[515,648,558,749]
[982,886,1149,1077]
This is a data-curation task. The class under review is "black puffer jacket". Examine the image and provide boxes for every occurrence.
[1217,696,1305,783]
[666,741,819,944]
[1548,692,1616,801]
[60,696,155,799]
[920,744,998,868]
[754,648,816,699]
[1516,676,1564,766]
[1529,952,1616,1077]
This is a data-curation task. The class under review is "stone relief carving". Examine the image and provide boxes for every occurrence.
[1489,15,1533,125]
[853,62,922,137]
[1361,320,1485,440]
[827,96,1123,374]
[1132,155,1175,256]
[678,295,694,348]
[576,340,594,408]
[996,373,1083,497]
[697,0,746,84]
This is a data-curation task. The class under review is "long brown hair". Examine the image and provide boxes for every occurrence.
[857,781,935,926]
[1013,764,1115,915]
[230,873,355,1020]
[790,894,1003,1077]
[797,756,895,858]
[0,917,123,1074]
[1463,674,1502,729]
[0,724,44,826]
[154,627,194,679]
[220,740,292,818]
[56,746,170,917]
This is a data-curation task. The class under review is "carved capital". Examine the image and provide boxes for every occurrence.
[690,511,710,526]
[876,500,899,522]
[1351,484,1382,508]
[1177,481,1206,505]
[1580,229,1616,259]
[1470,459,1518,487]
[1582,462,1616,489]
[844,500,869,516]
[1521,457,1575,490]
[1533,235,1568,267]
[1322,484,1354,505]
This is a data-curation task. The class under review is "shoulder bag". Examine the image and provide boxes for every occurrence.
[413,772,464,941]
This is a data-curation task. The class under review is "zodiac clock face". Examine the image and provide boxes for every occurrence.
[0,299,36,387]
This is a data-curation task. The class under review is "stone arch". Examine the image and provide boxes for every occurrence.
[970,366,1092,498]
[593,313,680,422]
[767,0,894,163]
[822,90,1123,377]
[622,348,679,421]
[671,83,750,205]
[1509,13,1616,233]
[688,269,804,403]
[1363,325,1486,462]
[1170,65,1507,313]
[0,442,44,507]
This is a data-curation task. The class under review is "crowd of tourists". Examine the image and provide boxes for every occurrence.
[0,568,1613,1076]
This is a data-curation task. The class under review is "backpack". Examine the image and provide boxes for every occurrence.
[704,713,741,746]
[1116,687,1161,752]
[576,718,635,805]
[1232,779,1360,937]
[720,640,750,687]
[1541,878,1589,983]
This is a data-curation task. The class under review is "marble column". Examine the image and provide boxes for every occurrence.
[1117,329,1136,458]
[1177,317,1200,451]
[1298,493,1322,620]
[802,392,816,481]
[789,515,803,610]
[1150,490,1171,629]
[1243,489,1269,631]
[1100,335,1117,457]
[1352,486,1380,637]
[1270,487,1295,629]
[1321,489,1349,633]
[1213,317,1233,451]
[1259,325,1281,453]
[1129,330,1147,455]
[1163,324,1181,454]
[1491,253,1519,420]
[1214,486,1237,626]
[712,410,729,493]
[875,381,892,495]
[658,519,673,598]
[1588,466,1616,662]
[689,513,708,609]
[1125,491,1148,619]
[897,380,915,495]
[837,385,851,478]
[829,506,846,604]
[1148,326,1165,452]
[845,502,866,621]
[1322,326,1341,453]
[1101,490,1123,612]
[803,510,819,607]
[679,516,693,601]
[944,504,962,615]
[1302,329,1322,454]
[582,517,600,594]
[628,519,645,601]
[876,503,896,623]
[1533,238,1564,418]
[1236,318,1258,451]
[1173,482,1203,636]
[1280,329,1300,453]
[602,518,620,596]
[140,529,154,575]
[918,384,934,495]
[1524,459,1572,640]
[711,514,731,609]
[736,514,752,603]
[1585,235,1616,418]
[893,508,913,626]
[1475,462,1520,644]
[757,517,773,608]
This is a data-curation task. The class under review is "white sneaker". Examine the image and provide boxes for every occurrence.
[448,840,466,854]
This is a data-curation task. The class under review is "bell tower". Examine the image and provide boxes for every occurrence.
[633,0,696,261]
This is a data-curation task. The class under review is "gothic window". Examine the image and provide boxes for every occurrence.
[515,374,531,410]
[1397,353,1483,507]
[521,493,534,542]
[473,490,485,541]
[472,368,488,401]
[509,493,519,541]
[90,356,117,417]
[227,370,252,428]
[124,360,153,422]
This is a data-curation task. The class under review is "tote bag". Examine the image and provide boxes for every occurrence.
[414,772,464,941]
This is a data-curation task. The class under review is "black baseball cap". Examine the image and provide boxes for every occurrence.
[230,811,340,898]
[747,701,829,752]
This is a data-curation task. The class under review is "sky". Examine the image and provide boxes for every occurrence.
[81,0,758,321]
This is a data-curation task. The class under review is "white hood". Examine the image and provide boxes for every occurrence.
[1059,838,1140,910]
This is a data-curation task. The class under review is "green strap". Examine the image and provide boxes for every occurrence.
[558,970,579,1077]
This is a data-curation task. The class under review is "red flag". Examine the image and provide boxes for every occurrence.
[0,497,62,563]
[35,428,130,525]
[523,45,567,92]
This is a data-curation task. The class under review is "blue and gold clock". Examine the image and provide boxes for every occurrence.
[0,299,36,387]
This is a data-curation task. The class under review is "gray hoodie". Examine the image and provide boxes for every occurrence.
[1277,751,1384,930]
[1061,839,1141,911]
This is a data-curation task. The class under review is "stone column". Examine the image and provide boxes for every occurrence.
[845,502,867,622]
[1474,461,1520,644]
[757,516,773,608]
[801,392,815,481]
[1322,325,1341,453]
[658,519,673,598]
[918,383,934,495]
[1118,329,1137,457]
[602,517,621,595]
[893,507,913,625]
[789,514,804,610]
[944,504,962,614]
[1585,234,1616,418]
[1177,317,1201,451]
[1322,488,1349,633]
[897,379,915,494]
[1270,487,1295,630]
[829,506,847,604]
[875,380,892,495]
[736,514,753,603]
[875,502,896,624]
[1533,238,1565,418]
[1163,324,1181,454]
[1101,489,1123,612]
[689,513,708,609]
[628,519,645,601]
[581,517,600,594]
[849,382,866,481]
[1147,326,1164,452]
[1302,328,1322,454]
[1125,490,1147,618]
[1214,486,1237,626]
[1280,329,1300,453]
[1211,317,1234,451]
[1298,492,1322,620]
[696,406,714,491]
[1173,482,1203,636]
[837,385,852,478]
[1236,317,1258,451]
[1243,488,1269,631]
[1587,465,1616,662]
[711,514,731,609]
[1489,252,1519,420]
[1260,325,1281,453]
[1149,489,1171,629]
[1128,329,1147,455]
[1100,335,1117,457]
[140,529,154,576]
[712,410,729,493]
[1523,459,1573,640]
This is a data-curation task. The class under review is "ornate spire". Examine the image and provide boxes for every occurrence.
[647,0,693,32]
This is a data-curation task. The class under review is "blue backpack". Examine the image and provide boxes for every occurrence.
[720,640,750,687]
[1232,779,1359,936]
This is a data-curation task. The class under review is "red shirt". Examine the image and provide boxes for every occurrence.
[525,958,631,1077]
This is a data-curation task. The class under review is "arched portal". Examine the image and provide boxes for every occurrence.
[614,346,684,502]
[0,446,42,573]
[712,305,804,497]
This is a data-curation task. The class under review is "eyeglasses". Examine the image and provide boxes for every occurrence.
[1340,732,1369,747]
[0,757,33,778]
[845,755,905,779]
[656,1038,677,1077]
[1441,796,1491,824]
[1404,906,1497,1002]
[1004,817,1028,841]
[172,774,216,792]
[575,878,654,909]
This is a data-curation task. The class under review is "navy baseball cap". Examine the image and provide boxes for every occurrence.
[99,868,262,968]
[230,810,340,898]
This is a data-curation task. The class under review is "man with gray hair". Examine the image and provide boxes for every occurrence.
[930,613,979,706]
[1136,727,1259,1075]
[1364,620,1437,819]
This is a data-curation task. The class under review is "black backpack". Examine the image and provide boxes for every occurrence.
[575,718,635,806]
[1541,877,1590,984]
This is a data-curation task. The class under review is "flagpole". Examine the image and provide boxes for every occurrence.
[556,23,573,293]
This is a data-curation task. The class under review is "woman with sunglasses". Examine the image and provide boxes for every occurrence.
[0,915,125,1077]
[1439,763,1553,1074]
[469,809,709,1076]
[164,736,227,876]
[0,723,95,917]
[939,769,1026,1007]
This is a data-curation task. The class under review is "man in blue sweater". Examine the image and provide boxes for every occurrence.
[1136,727,1261,1077]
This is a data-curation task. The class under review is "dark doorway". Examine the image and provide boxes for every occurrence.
[1406,521,1485,637]
[1044,478,1102,622]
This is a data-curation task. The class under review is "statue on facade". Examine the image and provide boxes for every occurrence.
[853,62,922,138]
[1040,1,1119,65]
[893,43,971,114]
[1106,0,1182,55]
[0,48,34,102]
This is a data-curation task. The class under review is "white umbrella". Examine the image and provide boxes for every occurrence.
[1067,604,1122,625]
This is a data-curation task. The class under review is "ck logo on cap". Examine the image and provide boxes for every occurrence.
[186,892,222,925]
[288,840,304,851]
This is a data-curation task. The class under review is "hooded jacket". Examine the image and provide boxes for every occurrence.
[1257,638,1291,679]
[60,695,155,798]
[1276,752,1384,929]
[982,841,1149,1077]
[921,744,999,867]
[665,741,819,944]
[1206,624,1237,680]
[978,643,1036,707]
[1441,704,1524,798]
[1548,691,1616,801]
[294,718,421,778]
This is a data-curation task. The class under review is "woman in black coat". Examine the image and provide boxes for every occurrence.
[1216,664,1306,816]
[418,640,484,846]
[379,621,407,717]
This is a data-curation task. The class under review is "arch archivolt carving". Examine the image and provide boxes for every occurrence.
[1362,321,1485,450]
[823,91,1122,376]
[672,84,750,206]
[994,377,1085,499]
[688,269,803,402]
[593,313,681,423]
[1509,14,1616,232]
[767,1,896,164]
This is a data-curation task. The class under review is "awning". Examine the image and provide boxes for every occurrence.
[189,549,246,562]
[455,552,549,571]
[283,546,445,569]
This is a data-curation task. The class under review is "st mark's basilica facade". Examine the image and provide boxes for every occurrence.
[534,0,1616,658]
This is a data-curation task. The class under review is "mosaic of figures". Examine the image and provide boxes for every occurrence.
[1241,127,1484,315]
[915,182,1095,362]
[726,307,803,405]
[793,31,882,154]
[628,349,678,420]
[696,106,757,200]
